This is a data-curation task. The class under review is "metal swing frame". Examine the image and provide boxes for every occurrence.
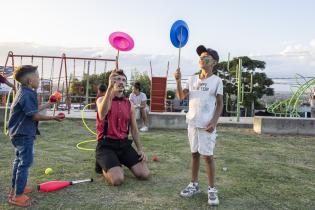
[3,51,116,113]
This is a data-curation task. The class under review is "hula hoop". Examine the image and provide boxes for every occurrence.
[81,103,96,135]
[76,103,97,151]
[76,139,96,151]
[3,88,14,136]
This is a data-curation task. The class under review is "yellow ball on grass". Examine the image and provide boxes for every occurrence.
[45,168,53,175]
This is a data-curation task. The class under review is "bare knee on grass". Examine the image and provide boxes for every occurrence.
[131,162,150,180]
[103,166,124,186]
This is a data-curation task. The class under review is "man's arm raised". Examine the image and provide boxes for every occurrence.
[97,71,117,120]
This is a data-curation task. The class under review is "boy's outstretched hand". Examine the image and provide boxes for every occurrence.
[53,113,65,122]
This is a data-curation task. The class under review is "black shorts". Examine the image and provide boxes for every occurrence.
[95,138,141,172]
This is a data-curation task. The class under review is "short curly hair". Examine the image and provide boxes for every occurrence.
[13,65,38,84]
[114,69,127,80]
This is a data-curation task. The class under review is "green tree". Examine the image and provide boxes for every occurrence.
[127,70,151,98]
[167,90,175,100]
[70,72,108,98]
[216,56,274,116]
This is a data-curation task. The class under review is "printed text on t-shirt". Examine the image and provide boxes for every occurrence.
[198,83,209,91]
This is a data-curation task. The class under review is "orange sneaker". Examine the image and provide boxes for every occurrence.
[8,186,33,199]
[8,194,32,207]
[23,186,33,194]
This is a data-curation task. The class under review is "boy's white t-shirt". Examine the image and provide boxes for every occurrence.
[129,92,147,106]
[184,74,223,128]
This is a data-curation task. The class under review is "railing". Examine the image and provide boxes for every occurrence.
[53,96,189,113]
[165,99,188,112]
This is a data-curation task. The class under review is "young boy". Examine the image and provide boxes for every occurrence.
[174,45,223,206]
[8,65,64,207]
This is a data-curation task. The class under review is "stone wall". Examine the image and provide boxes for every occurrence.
[253,116,315,135]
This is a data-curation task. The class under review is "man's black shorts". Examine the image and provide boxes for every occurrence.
[95,138,141,172]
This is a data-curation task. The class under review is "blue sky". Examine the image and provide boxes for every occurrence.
[0,0,314,91]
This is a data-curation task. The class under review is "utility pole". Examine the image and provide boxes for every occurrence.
[236,58,242,122]
[94,60,96,75]
[85,61,90,104]
[250,73,254,116]
[104,61,107,74]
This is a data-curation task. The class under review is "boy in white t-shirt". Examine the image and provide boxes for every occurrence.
[129,82,149,132]
[174,45,223,206]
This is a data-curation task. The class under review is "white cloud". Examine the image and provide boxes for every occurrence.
[279,44,310,57]
[251,40,315,74]
[248,40,315,92]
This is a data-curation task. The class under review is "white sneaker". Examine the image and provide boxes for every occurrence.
[139,126,148,132]
[180,182,201,197]
[208,187,219,206]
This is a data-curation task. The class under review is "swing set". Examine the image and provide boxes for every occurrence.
[3,51,116,113]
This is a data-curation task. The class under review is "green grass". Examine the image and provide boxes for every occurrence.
[0,120,314,210]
